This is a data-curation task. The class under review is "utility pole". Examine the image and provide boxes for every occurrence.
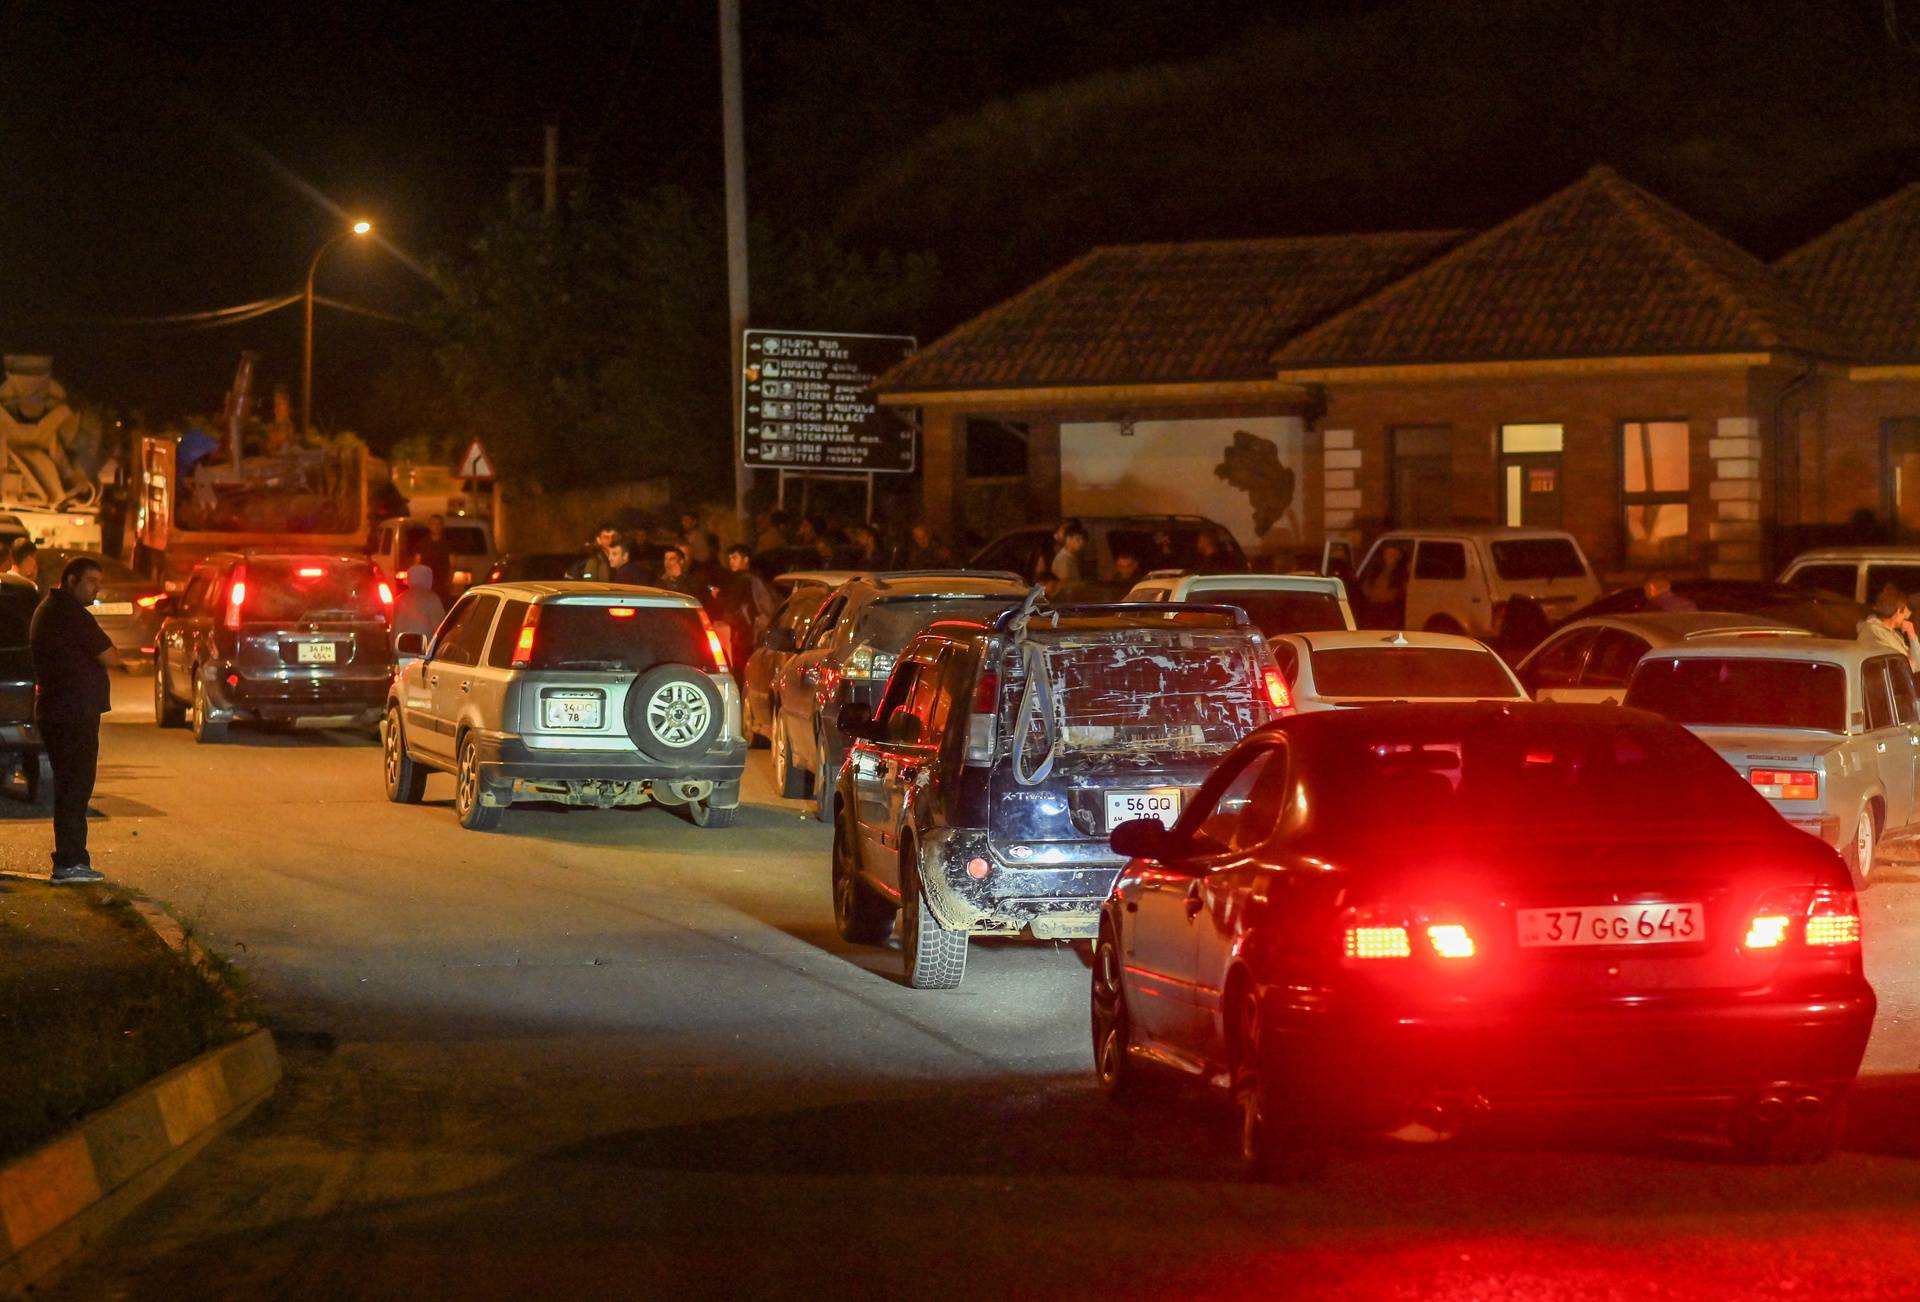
[720,0,751,535]
[512,121,584,215]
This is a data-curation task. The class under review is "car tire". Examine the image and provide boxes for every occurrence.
[625,665,725,761]
[454,734,504,831]
[1848,801,1878,889]
[25,753,53,809]
[1091,918,1146,1101]
[1232,986,1330,1181]
[900,847,967,990]
[383,707,427,805]
[1732,1095,1848,1164]
[682,797,737,828]
[772,712,809,800]
[154,663,186,728]
[190,676,227,744]
[832,804,896,944]
[811,727,834,823]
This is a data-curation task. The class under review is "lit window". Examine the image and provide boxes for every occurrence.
[1622,421,1690,567]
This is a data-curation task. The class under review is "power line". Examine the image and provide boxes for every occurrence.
[40,292,417,332]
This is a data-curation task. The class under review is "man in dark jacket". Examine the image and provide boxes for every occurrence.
[30,556,118,882]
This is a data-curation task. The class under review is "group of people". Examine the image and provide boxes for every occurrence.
[567,515,777,671]
[750,509,956,573]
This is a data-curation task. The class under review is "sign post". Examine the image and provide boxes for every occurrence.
[739,330,916,477]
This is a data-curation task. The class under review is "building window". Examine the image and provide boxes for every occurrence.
[965,419,1029,479]
[1621,420,1689,568]
[1389,427,1451,527]
[1499,423,1563,528]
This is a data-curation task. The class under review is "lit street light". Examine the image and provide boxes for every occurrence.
[302,219,374,433]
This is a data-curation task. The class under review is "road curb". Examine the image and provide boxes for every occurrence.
[0,1026,279,1297]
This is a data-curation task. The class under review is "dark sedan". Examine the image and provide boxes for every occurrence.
[1094,702,1875,1177]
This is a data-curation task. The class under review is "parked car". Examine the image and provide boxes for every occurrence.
[1351,527,1602,637]
[1548,579,1865,645]
[743,582,834,745]
[485,552,582,585]
[768,568,857,603]
[769,571,1029,820]
[0,580,49,804]
[34,549,168,664]
[1624,637,1919,884]
[371,515,496,595]
[1780,546,1920,606]
[1094,702,1875,1176]
[1518,612,1809,704]
[153,550,396,743]
[830,601,1283,988]
[1122,571,1355,635]
[1269,630,1526,712]
[383,581,746,831]
[969,515,1246,582]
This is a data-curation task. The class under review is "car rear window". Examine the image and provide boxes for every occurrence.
[526,603,711,673]
[241,559,386,623]
[1194,588,1348,635]
[855,596,1021,653]
[1310,647,1518,699]
[1625,657,1848,732]
[1490,538,1586,580]
[1006,629,1266,758]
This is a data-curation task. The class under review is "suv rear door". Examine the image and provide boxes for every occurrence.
[228,557,391,677]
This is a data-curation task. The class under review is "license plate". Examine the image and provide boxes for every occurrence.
[1106,788,1183,829]
[543,694,603,729]
[295,642,337,664]
[1517,903,1703,948]
[92,602,133,616]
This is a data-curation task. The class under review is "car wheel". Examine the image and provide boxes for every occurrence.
[454,734,503,831]
[1732,1094,1848,1164]
[900,847,967,990]
[25,753,53,809]
[832,804,896,944]
[1232,986,1329,1181]
[772,712,809,800]
[625,665,724,761]
[153,662,186,728]
[1091,918,1144,1100]
[811,728,834,823]
[190,676,228,744]
[1848,801,1878,889]
[383,707,427,805]
[682,797,737,828]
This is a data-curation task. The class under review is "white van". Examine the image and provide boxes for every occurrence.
[371,516,496,595]
[1351,527,1601,636]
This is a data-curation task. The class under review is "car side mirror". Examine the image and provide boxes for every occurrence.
[1109,817,1173,860]
[837,701,873,738]
[886,712,923,745]
[395,631,427,658]
[766,627,797,653]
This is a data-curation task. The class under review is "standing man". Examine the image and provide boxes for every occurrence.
[1859,584,1920,670]
[714,544,774,671]
[569,523,616,582]
[412,515,455,601]
[653,546,702,598]
[30,557,117,883]
[1051,524,1088,585]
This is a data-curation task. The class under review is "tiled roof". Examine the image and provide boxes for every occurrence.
[874,230,1464,393]
[1272,167,1847,369]
[1777,182,1920,363]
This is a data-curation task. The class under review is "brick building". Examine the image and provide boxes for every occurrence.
[876,167,1920,581]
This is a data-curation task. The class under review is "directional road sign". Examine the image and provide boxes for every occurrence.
[740,330,916,473]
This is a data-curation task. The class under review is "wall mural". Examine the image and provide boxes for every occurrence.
[1060,415,1304,554]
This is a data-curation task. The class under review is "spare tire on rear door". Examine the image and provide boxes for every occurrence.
[626,664,725,760]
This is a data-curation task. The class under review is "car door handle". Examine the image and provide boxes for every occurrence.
[428,675,439,687]
[1878,742,1889,753]
[459,681,471,692]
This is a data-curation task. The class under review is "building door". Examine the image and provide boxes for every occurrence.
[1500,423,1564,529]
[1884,419,1920,543]
[1389,427,1451,527]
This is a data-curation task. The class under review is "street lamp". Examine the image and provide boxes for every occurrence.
[302,219,374,433]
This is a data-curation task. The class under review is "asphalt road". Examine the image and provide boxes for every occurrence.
[9,674,1920,1301]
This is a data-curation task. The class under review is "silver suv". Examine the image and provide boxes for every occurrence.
[383,581,746,831]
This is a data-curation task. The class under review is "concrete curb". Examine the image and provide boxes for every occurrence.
[0,1028,280,1297]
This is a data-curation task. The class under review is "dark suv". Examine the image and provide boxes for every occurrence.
[829,602,1284,988]
[0,579,49,803]
[153,550,395,742]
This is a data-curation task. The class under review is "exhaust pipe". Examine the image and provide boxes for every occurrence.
[1753,1095,1789,1124]
[1793,1093,1824,1118]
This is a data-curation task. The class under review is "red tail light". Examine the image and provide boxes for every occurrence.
[1425,923,1476,959]
[697,609,729,671]
[511,604,541,668]
[973,669,999,713]
[1745,886,1861,951]
[1342,906,1476,961]
[1263,667,1291,711]
[1344,925,1411,959]
[135,594,162,609]
[223,564,248,631]
[1806,888,1861,947]
[1750,768,1818,801]
[297,566,325,579]
[608,606,636,618]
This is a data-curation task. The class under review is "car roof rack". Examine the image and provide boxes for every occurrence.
[989,601,1248,630]
[869,569,1027,589]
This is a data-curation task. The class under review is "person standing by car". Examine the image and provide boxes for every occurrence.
[714,544,773,672]
[411,514,455,601]
[1052,524,1088,585]
[606,540,649,586]
[568,523,616,582]
[653,546,702,599]
[1858,584,1920,670]
[390,563,446,652]
[30,557,117,883]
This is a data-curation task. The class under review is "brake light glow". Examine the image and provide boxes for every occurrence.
[1344,926,1411,959]
[377,581,394,608]
[974,669,999,713]
[697,608,729,671]
[135,594,162,609]
[297,566,325,579]
[1426,924,1476,959]
[1744,915,1791,949]
[1744,886,1861,951]
[511,605,541,668]
[1806,889,1861,947]
[1751,768,1818,801]
[608,606,636,618]
[223,565,248,631]
[1263,667,1291,711]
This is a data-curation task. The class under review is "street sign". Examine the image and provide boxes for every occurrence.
[457,440,494,481]
[740,330,916,473]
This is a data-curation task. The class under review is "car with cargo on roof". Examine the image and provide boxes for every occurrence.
[383,580,746,831]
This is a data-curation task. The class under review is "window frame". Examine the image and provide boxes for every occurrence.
[1619,418,1692,568]
[1863,657,1898,732]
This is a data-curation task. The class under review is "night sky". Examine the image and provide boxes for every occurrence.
[2,0,1912,444]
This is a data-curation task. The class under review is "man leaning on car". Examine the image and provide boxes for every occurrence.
[30,556,119,883]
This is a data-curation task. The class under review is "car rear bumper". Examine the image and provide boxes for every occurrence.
[1285,987,1877,1123]
[473,732,747,785]
[921,827,1119,938]
[211,670,390,720]
[0,720,42,755]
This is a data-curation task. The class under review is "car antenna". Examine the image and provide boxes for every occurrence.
[1384,630,1410,646]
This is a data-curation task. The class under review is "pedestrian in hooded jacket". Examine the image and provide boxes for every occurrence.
[392,563,447,652]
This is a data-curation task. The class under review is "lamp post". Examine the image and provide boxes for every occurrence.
[301,219,373,433]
